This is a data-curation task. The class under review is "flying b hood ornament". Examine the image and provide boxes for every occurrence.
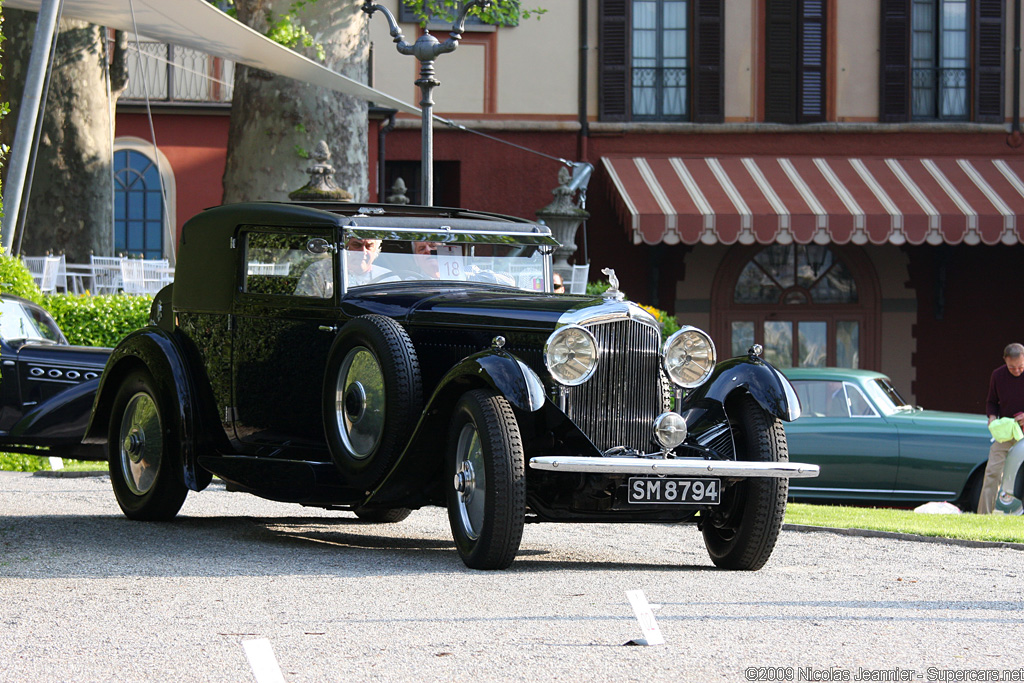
[601,268,625,301]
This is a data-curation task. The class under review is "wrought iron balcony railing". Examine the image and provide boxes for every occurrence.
[120,40,234,104]
[911,66,968,121]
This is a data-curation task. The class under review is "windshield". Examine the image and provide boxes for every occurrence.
[0,300,63,344]
[346,239,549,291]
[864,377,911,414]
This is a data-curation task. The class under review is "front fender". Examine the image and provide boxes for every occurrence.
[418,349,546,414]
[365,349,546,507]
[682,355,801,422]
[84,327,212,491]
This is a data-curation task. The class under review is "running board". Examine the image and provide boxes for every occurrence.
[528,456,820,478]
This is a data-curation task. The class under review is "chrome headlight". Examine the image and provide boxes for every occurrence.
[663,326,716,388]
[653,412,688,450]
[544,324,598,386]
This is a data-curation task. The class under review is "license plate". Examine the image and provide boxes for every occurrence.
[627,477,721,505]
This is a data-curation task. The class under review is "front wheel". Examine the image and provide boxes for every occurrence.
[445,389,526,570]
[701,394,788,570]
[108,369,188,521]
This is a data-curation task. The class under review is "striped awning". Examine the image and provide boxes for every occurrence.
[601,156,1024,246]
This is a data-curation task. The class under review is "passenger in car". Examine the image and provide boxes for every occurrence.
[412,241,442,278]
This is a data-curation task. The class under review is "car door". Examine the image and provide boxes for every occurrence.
[231,228,341,454]
[786,379,900,502]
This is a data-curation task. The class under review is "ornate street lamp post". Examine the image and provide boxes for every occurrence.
[362,0,490,206]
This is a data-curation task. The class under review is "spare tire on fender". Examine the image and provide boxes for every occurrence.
[323,315,423,489]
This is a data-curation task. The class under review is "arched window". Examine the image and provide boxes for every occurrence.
[113,148,165,260]
[713,244,879,369]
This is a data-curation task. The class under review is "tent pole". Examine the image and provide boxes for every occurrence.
[2,0,63,253]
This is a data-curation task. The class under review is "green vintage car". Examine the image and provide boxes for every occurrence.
[782,368,990,511]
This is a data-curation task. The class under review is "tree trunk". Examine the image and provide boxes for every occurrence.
[222,0,369,203]
[0,10,114,261]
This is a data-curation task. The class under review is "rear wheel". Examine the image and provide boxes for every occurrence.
[701,394,788,570]
[108,369,188,521]
[446,389,525,570]
[957,469,983,513]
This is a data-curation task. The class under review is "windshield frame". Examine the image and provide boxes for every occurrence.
[0,299,66,345]
[862,377,911,415]
[338,227,555,295]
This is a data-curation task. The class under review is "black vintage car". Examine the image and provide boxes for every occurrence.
[84,202,818,570]
[0,295,108,460]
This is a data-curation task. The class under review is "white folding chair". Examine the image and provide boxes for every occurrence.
[568,263,590,294]
[120,258,147,295]
[142,259,169,294]
[56,254,69,292]
[90,256,124,294]
[22,256,46,284]
[22,256,62,293]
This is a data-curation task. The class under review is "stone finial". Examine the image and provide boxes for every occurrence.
[288,140,353,202]
[536,166,590,271]
[387,177,411,204]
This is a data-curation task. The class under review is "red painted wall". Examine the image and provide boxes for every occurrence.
[115,111,231,243]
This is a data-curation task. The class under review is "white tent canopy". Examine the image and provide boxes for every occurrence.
[2,0,421,251]
[4,0,420,115]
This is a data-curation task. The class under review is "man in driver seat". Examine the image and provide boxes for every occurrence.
[296,237,389,296]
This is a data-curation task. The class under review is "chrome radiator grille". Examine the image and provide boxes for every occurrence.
[565,318,667,452]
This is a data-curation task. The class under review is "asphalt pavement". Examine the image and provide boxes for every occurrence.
[2,470,1023,683]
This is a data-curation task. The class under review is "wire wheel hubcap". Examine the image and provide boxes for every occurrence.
[336,346,385,459]
[118,392,163,496]
[454,423,486,541]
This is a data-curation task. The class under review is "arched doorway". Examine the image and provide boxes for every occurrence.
[711,244,880,368]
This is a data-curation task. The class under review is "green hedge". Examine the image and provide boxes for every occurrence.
[0,255,44,303]
[41,293,153,347]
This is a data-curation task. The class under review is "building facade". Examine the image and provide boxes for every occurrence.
[119,0,1024,414]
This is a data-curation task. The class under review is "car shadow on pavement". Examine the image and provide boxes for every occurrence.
[0,512,717,578]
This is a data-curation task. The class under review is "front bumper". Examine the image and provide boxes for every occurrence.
[528,456,820,478]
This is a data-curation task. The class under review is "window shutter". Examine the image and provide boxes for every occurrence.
[765,0,798,123]
[798,0,826,122]
[599,0,630,122]
[693,0,724,123]
[878,0,910,122]
[974,0,1004,123]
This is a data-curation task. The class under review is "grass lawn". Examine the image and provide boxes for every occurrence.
[0,453,105,473]
[784,502,1024,544]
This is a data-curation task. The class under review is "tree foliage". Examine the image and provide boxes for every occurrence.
[216,0,544,61]
[400,0,546,26]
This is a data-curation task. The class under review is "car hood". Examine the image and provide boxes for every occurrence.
[344,284,603,333]
[888,408,989,431]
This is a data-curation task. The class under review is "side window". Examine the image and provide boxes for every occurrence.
[846,383,879,418]
[244,232,333,299]
[792,380,845,418]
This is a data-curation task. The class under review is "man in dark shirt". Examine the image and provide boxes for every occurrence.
[979,343,1024,513]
